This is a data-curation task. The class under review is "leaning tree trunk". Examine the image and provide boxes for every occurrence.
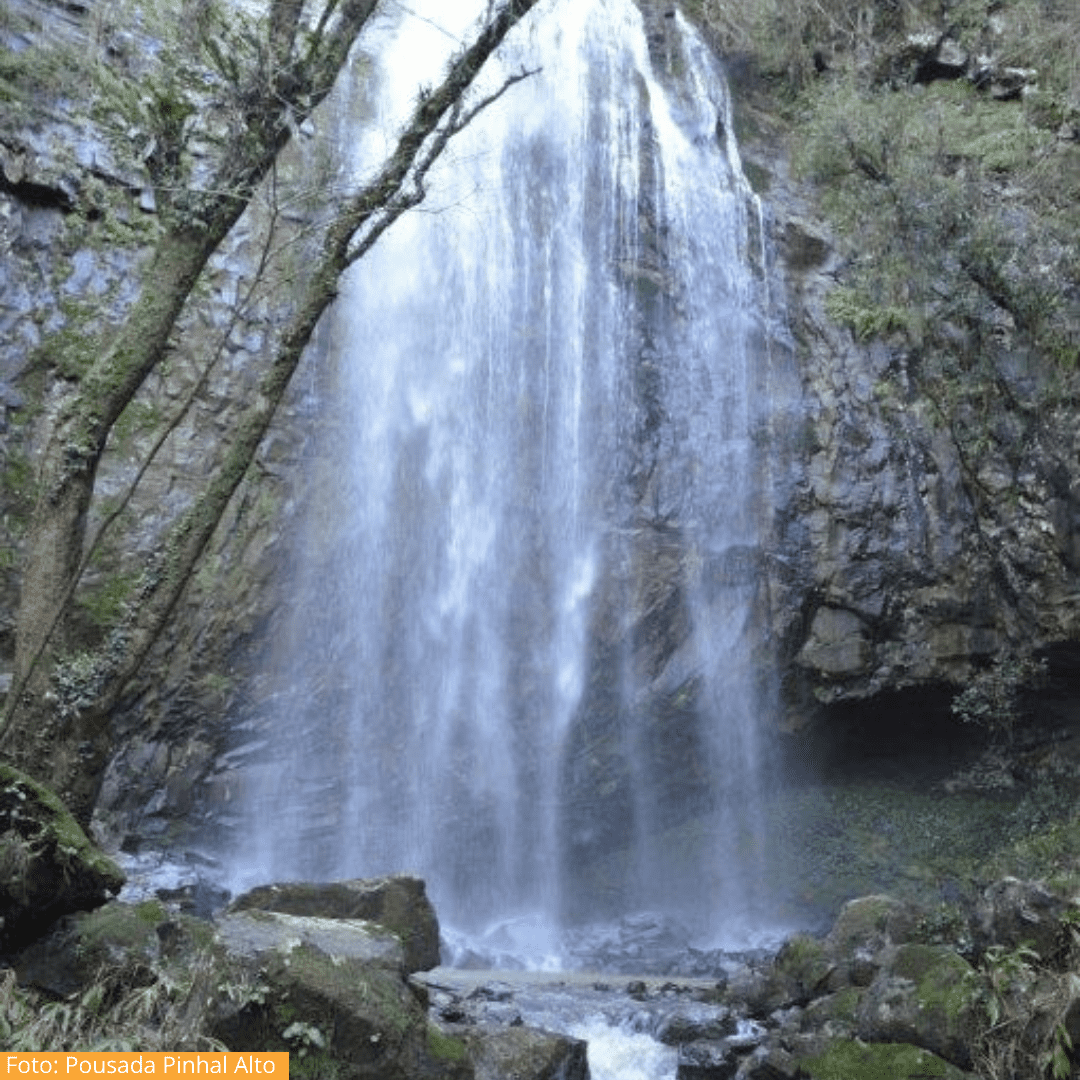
[0,0,384,819]
[2,227,227,811]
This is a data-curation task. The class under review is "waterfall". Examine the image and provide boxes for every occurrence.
[236,0,780,953]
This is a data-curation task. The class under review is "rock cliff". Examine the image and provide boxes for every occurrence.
[711,0,1080,718]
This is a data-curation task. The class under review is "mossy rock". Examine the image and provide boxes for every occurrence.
[0,764,124,952]
[975,878,1076,965]
[769,933,833,1006]
[425,1025,469,1067]
[826,895,918,961]
[799,1039,973,1078]
[801,985,864,1034]
[228,875,440,972]
[207,914,468,1079]
[856,944,980,1068]
[12,900,216,997]
[208,942,427,1078]
[890,943,972,991]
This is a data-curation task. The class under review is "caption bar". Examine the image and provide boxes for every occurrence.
[5,1056,288,1076]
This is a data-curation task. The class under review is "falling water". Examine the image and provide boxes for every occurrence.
[238,0,779,953]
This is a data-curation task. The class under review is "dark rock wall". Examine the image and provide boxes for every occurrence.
[728,59,1080,719]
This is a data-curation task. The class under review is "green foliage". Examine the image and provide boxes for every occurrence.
[691,0,1080,104]
[1045,1022,1073,1080]
[916,904,975,958]
[0,34,88,105]
[794,72,1075,358]
[0,0,274,226]
[77,571,140,630]
[951,653,1048,746]
[0,451,35,512]
[689,0,887,93]
[966,943,1080,1080]
[825,286,911,341]
[0,955,224,1052]
[685,0,1080,490]
[978,943,1041,1018]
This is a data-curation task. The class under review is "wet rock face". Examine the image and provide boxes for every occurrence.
[0,0,316,849]
[733,69,1080,716]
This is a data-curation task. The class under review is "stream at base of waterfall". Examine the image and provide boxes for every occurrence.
[418,968,770,1080]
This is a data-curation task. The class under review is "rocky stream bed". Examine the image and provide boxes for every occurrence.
[5,799,1080,1080]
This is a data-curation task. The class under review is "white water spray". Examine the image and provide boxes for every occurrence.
[237,0,778,953]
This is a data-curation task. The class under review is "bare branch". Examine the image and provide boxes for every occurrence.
[345,67,544,267]
[451,65,540,134]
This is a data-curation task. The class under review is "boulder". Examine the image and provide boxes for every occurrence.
[229,874,441,972]
[206,909,467,1080]
[11,899,210,997]
[208,908,583,1079]
[735,1046,803,1079]
[0,765,124,952]
[824,894,919,986]
[799,986,863,1039]
[765,935,833,1008]
[796,1039,972,1078]
[855,944,980,1069]
[462,1026,588,1080]
[975,878,1076,965]
[676,1039,737,1079]
[655,1002,737,1044]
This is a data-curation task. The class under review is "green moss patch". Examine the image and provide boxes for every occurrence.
[0,764,124,904]
[800,1039,971,1079]
[892,944,977,1025]
[426,1024,468,1065]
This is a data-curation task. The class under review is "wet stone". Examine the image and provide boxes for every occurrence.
[676,1040,738,1080]
[655,1003,737,1044]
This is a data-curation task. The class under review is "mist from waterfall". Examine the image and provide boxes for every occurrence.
[236,0,781,954]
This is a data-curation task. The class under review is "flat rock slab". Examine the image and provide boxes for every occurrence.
[228,874,440,972]
[214,909,404,969]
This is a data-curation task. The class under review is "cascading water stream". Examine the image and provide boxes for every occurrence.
[235,0,782,958]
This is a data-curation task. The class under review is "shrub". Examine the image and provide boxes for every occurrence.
[951,653,1048,747]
